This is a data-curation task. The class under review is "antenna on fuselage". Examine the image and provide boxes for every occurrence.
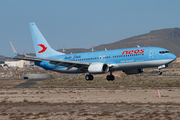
[105,48,107,51]
[137,45,140,47]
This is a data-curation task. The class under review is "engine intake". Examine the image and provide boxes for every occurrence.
[88,63,109,74]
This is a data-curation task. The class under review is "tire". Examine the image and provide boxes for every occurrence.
[158,71,162,75]
[85,75,94,81]
[89,75,94,81]
[110,75,115,81]
[106,75,115,81]
[85,75,90,81]
[106,75,111,81]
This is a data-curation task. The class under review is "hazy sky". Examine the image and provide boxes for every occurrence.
[0,0,180,56]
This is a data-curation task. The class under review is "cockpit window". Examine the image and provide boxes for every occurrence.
[159,51,170,54]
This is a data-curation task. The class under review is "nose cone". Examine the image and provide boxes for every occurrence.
[172,53,177,60]
[168,53,177,61]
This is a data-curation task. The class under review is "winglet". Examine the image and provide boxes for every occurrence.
[9,41,25,59]
[10,41,19,54]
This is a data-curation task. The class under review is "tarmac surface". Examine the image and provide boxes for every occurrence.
[13,79,44,88]
[8,78,180,89]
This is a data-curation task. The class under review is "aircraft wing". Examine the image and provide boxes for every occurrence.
[9,41,42,62]
[10,54,42,62]
[11,54,90,70]
[12,54,115,71]
[25,55,90,69]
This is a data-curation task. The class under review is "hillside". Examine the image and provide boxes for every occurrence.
[58,28,180,56]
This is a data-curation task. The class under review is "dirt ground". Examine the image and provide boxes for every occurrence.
[0,88,180,103]
[0,88,180,120]
[1,102,180,120]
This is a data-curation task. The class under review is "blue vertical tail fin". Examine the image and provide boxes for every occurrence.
[29,22,65,57]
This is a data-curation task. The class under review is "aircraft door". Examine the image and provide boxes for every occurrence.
[98,56,102,62]
[98,55,106,63]
[149,49,154,59]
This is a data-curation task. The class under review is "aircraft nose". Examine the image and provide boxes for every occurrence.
[168,53,176,60]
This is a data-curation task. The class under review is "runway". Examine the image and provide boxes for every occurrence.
[13,79,44,88]
[8,78,180,89]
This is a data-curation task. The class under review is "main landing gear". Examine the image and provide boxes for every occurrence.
[158,65,166,75]
[106,71,115,81]
[85,74,94,81]
[106,75,114,81]
[85,71,115,81]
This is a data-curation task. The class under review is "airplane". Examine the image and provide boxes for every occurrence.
[10,22,177,81]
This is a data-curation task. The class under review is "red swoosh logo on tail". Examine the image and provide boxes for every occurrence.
[37,44,47,53]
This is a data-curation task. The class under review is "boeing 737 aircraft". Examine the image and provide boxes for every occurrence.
[10,22,176,81]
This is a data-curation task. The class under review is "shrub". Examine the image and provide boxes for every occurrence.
[23,98,28,102]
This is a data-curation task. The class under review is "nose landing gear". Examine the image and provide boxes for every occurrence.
[158,65,166,76]
[158,70,162,75]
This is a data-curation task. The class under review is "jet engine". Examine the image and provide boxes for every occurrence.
[88,63,109,74]
[123,69,144,75]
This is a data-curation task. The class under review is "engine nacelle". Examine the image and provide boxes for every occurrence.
[88,63,109,74]
[123,69,144,75]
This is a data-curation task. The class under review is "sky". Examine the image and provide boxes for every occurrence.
[0,0,180,56]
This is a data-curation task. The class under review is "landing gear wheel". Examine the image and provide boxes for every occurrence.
[158,71,162,75]
[106,75,115,81]
[111,75,115,81]
[106,75,111,81]
[89,75,94,80]
[85,74,94,81]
